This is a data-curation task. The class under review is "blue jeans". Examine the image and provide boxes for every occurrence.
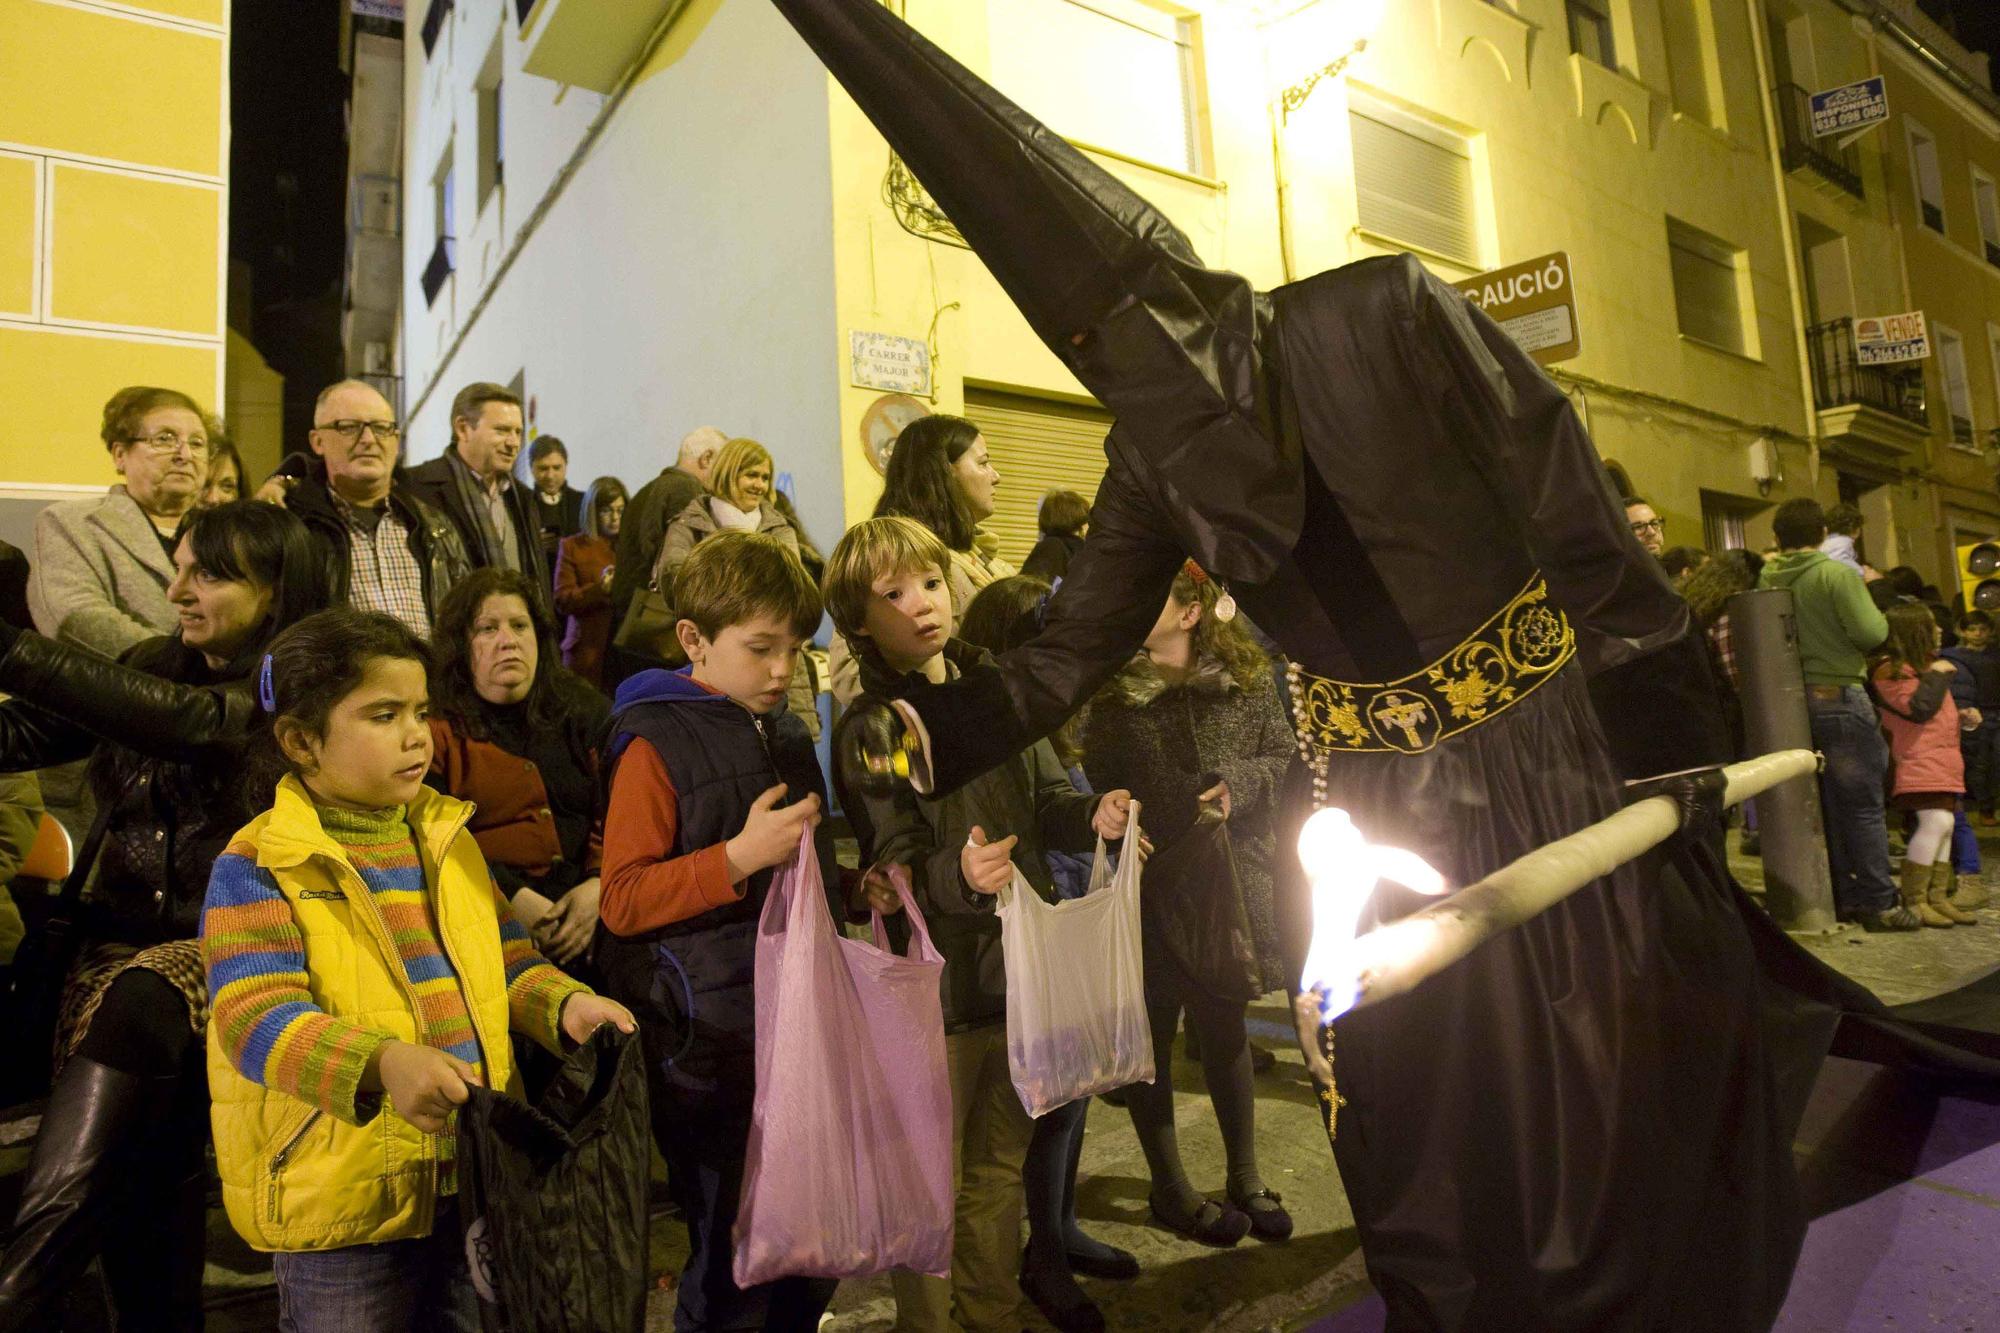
[1807,686,1896,917]
[272,1202,480,1333]
[1954,805,1982,874]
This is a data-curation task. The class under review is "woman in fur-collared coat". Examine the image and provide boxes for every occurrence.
[1082,561,1296,1246]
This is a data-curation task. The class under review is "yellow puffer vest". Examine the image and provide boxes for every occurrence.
[206,776,520,1252]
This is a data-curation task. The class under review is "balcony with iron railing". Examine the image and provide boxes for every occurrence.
[1774,83,1863,199]
[1805,317,1932,462]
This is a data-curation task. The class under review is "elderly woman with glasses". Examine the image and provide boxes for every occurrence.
[27,387,213,657]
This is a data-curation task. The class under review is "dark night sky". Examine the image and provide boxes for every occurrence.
[229,0,351,450]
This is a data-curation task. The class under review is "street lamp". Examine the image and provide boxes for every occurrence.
[1258,0,1387,120]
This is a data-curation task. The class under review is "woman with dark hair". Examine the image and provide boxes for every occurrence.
[1021,490,1091,584]
[831,414,1014,706]
[554,475,628,690]
[0,500,331,1329]
[429,567,611,970]
[28,386,214,657]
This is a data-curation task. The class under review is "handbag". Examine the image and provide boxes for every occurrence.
[732,841,952,1285]
[612,578,685,666]
[458,1025,652,1333]
[998,803,1155,1117]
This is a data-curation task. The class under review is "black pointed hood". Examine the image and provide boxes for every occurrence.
[768,0,1301,578]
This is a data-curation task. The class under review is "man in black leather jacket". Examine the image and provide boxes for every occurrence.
[266,378,470,638]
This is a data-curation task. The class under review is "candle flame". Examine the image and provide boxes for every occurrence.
[1296,808,1448,1021]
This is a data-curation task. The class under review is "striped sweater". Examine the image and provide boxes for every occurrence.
[204,802,581,1192]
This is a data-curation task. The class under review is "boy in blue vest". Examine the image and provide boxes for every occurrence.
[597,531,843,1332]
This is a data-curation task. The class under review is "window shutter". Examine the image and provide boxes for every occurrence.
[1349,96,1477,265]
[1668,221,1744,354]
[964,390,1114,569]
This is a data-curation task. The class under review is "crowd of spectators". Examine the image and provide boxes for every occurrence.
[1624,491,1996,932]
[10,375,1990,1330]
[0,379,1298,1333]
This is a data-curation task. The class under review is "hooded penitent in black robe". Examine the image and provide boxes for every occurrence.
[767,2,2000,1329]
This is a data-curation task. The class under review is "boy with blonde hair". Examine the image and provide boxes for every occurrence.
[827,516,1134,1333]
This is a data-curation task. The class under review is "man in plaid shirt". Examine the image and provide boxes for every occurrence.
[278,379,470,638]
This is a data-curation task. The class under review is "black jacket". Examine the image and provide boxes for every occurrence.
[0,629,263,944]
[284,461,471,620]
[836,641,1096,1033]
[1019,531,1082,584]
[403,452,552,594]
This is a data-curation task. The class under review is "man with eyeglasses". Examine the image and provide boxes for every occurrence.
[403,382,550,594]
[1623,496,1667,559]
[279,379,470,638]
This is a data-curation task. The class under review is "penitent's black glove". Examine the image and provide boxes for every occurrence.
[837,699,921,799]
[1623,767,1728,846]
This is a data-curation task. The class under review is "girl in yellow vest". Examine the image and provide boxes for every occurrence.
[201,607,633,1332]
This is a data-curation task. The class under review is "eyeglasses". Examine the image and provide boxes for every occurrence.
[1629,518,1665,535]
[314,419,403,443]
[125,430,209,459]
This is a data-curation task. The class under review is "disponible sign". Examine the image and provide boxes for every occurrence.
[849,331,932,396]
[1854,312,1930,365]
[1809,76,1888,138]
[1452,252,1580,366]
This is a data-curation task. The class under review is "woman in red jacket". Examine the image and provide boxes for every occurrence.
[1873,601,1977,928]
[553,476,626,691]
[430,567,612,973]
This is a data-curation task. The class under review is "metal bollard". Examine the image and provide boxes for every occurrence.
[1727,587,1836,931]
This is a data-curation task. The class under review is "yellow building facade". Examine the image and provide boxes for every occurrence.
[822,0,1833,566]
[0,0,230,527]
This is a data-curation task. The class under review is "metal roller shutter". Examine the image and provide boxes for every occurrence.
[964,388,1114,568]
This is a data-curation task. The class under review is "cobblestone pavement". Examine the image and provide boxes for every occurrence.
[172,823,2000,1331]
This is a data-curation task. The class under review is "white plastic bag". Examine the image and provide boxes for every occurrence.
[997,803,1153,1117]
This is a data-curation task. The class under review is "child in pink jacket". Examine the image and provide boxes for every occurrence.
[1872,602,1976,927]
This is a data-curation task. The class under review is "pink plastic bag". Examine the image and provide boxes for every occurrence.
[732,832,953,1285]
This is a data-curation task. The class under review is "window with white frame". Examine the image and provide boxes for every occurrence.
[1659,0,1720,128]
[1667,216,1752,356]
[1937,323,1974,448]
[986,0,1205,176]
[1974,170,2000,266]
[1907,119,1946,234]
[477,41,503,209]
[1988,323,2000,441]
[421,147,456,308]
[1348,91,1480,267]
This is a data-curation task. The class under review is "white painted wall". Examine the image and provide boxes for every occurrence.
[398,2,844,552]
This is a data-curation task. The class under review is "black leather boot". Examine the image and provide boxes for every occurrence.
[0,1057,173,1332]
[101,1162,207,1332]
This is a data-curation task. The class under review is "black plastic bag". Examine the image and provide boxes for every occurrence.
[1146,814,1261,1003]
[458,1024,651,1333]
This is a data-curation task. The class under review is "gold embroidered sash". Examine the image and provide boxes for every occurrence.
[1285,575,1575,777]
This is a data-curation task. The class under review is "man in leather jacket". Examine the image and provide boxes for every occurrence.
[272,379,470,639]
